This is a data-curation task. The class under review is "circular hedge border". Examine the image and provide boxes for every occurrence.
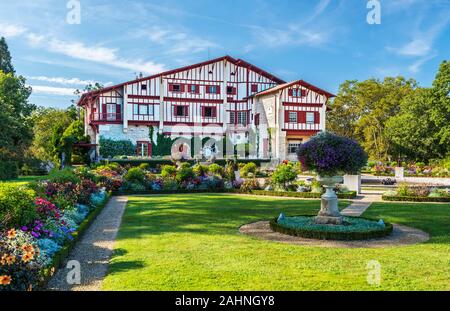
[270,215,393,241]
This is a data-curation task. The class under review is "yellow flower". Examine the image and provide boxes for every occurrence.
[5,255,15,265]
[0,275,12,285]
[0,254,7,265]
[7,229,16,239]
[21,244,34,255]
[22,252,34,263]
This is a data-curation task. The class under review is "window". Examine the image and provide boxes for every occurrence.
[251,84,258,93]
[106,104,116,121]
[203,107,216,118]
[237,111,247,126]
[229,112,235,124]
[288,142,302,154]
[175,105,188,117]
[139,105,148,115]
[172,84,182,92]
[227,86,236,95]
[208,85,218,94]
[288,112,298,123]
[189,84,198,93]
[254,113,260,126]
[136,142,150,157]
[291,88,306,97]
[141,84,147,91]
[306,112,315,124]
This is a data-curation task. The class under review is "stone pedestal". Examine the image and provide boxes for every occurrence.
[315,176,344,225]
[395,167,404,180]
[344,174,361,195]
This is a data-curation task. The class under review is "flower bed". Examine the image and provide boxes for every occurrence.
[0,168,109,291]
[237,190,357,199]
[270,215,393,240]
[382,183,450,202]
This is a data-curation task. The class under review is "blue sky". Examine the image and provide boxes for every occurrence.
[0,0,449,108]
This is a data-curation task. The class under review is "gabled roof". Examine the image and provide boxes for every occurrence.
[250,80,335,98]
[78,55,286,106]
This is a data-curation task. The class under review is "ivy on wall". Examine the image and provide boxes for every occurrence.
[149,126,175,156]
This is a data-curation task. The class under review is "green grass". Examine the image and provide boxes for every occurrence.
[102,194,450,291]
[0,175,47,186]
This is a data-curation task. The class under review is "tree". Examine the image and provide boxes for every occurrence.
[385,61,450,161]
[0,72,34,162]
[0,37,14,74]
[30,107,75,162]
[327,77,416,160]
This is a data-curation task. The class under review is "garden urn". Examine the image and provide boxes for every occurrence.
[315,175,344,225]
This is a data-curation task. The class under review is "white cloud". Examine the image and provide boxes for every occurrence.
[408,53,437,73]
[31,85,77,96]
[137,26,219,55]
[45,39,166,74]
[0,24,27,38]
[27,76,113,87]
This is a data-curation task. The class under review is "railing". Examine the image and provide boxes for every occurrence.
[283,123,321,131]
[90,113,122,122]
[131,114,157,122]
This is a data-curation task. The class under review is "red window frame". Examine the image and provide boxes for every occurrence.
[288,88,307,97]
[136,141,151,157]
[169,83,184,93]
[226,86,237,95]
[251,84,258,93]
[202,106,217,118]
[206,85,221,94]
[188,84,200,94]
[173,105,189,117]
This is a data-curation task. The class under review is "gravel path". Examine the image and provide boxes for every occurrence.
[46,196,128,291]
[239,221,429,248]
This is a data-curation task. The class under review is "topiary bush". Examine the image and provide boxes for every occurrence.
[240,162,257,178]
[176,163,194,183]
[124,167,145,184]
[208,163,224,177]
[161,165,176,178]
[0,184,37,228]
[193,164,209,177]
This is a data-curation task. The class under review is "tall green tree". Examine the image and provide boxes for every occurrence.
[327,77,416,160]
[0,37,14,74]
[0,72,34,161]
[385,60,450,161]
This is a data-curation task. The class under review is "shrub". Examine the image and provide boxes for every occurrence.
[139,163,150,171]
[240,178,260,191]
[163,178,179,191]
[176,164,194,183]
[73,166,95,180]
[48,168,80,184]
[99,137,135,158]
[397,182,413,196]
[208,163,224,177]
[240,162,257,178]
[0,161,19,180]
[0,184,37,228]
[271,162,298,190]
[193,164,209,177]
[297,132,368,176]
[161,165,176,178]
[124,167,145,184]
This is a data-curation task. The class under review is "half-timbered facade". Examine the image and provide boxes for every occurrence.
[77,56,334,162]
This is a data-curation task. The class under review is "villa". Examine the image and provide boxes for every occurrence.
[77,55,335,161]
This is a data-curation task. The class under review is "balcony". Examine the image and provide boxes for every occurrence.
[90,113,122,123]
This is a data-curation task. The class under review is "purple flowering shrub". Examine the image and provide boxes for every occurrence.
[297,132,368,177]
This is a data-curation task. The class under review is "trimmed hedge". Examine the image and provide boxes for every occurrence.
[382,195,450,202]
[238,189,358,199]
[106,158,271,168]
[113,188,357,199]
[270,216,393,241]
[39,193,111,288]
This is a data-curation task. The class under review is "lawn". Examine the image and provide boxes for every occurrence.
[0,175,47,186]
[102,194,450,290]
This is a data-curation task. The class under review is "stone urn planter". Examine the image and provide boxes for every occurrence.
[315,175,344,225]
